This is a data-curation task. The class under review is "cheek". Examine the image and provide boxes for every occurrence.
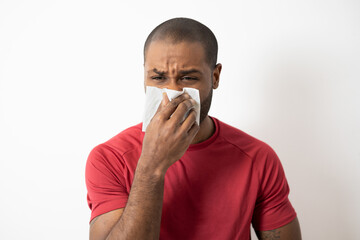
[144,79,158,87]
[143,80,154,92]
[198,86,212,104]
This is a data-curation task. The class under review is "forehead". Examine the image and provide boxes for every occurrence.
[144,40,207,70]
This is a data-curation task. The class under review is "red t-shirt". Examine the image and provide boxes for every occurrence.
[85,116,296,239]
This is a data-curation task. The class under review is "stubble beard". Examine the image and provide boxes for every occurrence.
[199,87,213,124]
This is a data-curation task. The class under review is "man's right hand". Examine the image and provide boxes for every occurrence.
[139,92,199,176]
[90,92,199,240]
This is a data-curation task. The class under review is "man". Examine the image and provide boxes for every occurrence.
[85,17,301,240]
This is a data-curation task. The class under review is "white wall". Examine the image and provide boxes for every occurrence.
[0,0,359,239]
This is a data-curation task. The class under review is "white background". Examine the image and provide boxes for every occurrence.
[0,0,359,239]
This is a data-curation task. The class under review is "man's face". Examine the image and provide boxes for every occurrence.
[144,40,219,123]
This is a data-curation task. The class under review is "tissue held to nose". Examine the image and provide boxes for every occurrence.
[142,86,201,132]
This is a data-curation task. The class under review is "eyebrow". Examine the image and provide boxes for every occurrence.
[150,68,166,75]
[148,68,202,75]
[179,69,202,75]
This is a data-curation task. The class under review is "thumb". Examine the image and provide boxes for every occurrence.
[155,92,169,115]
[162,92,169,106]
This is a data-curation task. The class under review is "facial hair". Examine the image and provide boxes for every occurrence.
[199,87,213,124]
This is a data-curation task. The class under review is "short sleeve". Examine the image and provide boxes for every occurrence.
[252,146,297,231]
[85,144,129,223]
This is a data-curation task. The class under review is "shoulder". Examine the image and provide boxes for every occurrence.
[87,123,144,163]
[106,123,144,152]
[214,117,276,162]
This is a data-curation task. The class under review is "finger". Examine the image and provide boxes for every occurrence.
[170,98,196,123]
[162,92,170,105]
[187,119,200,137]
[181,108,197,132]
[155,92,170,115]
[161,93,191,119]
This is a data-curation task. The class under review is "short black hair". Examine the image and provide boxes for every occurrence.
[144,17,218,69]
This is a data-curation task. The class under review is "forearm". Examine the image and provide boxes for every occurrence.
[255,217,301,240]
[103,94,197,239]
[106,159,165,240]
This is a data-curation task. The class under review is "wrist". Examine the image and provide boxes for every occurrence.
[137,156,167,179]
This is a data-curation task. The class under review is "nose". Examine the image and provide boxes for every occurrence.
[164,79,183,92]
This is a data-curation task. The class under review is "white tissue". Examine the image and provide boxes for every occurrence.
[142,86,201,132]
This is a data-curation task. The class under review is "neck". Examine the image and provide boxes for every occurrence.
[191,115,215,145]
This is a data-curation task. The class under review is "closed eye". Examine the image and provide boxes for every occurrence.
[181,76,198,81]
[151,76,166,80]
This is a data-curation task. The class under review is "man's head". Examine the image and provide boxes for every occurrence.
[143,17,222,123]
[144,17,218,69]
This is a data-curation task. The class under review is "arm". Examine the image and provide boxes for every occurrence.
[89,93,199,240]
[255,217,302,240]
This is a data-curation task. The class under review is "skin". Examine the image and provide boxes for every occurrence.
[89,40,301,240]
[255,217,302,240]
[143,40,221,145]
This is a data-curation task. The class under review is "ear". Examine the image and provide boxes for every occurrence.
[212,63,222,89]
